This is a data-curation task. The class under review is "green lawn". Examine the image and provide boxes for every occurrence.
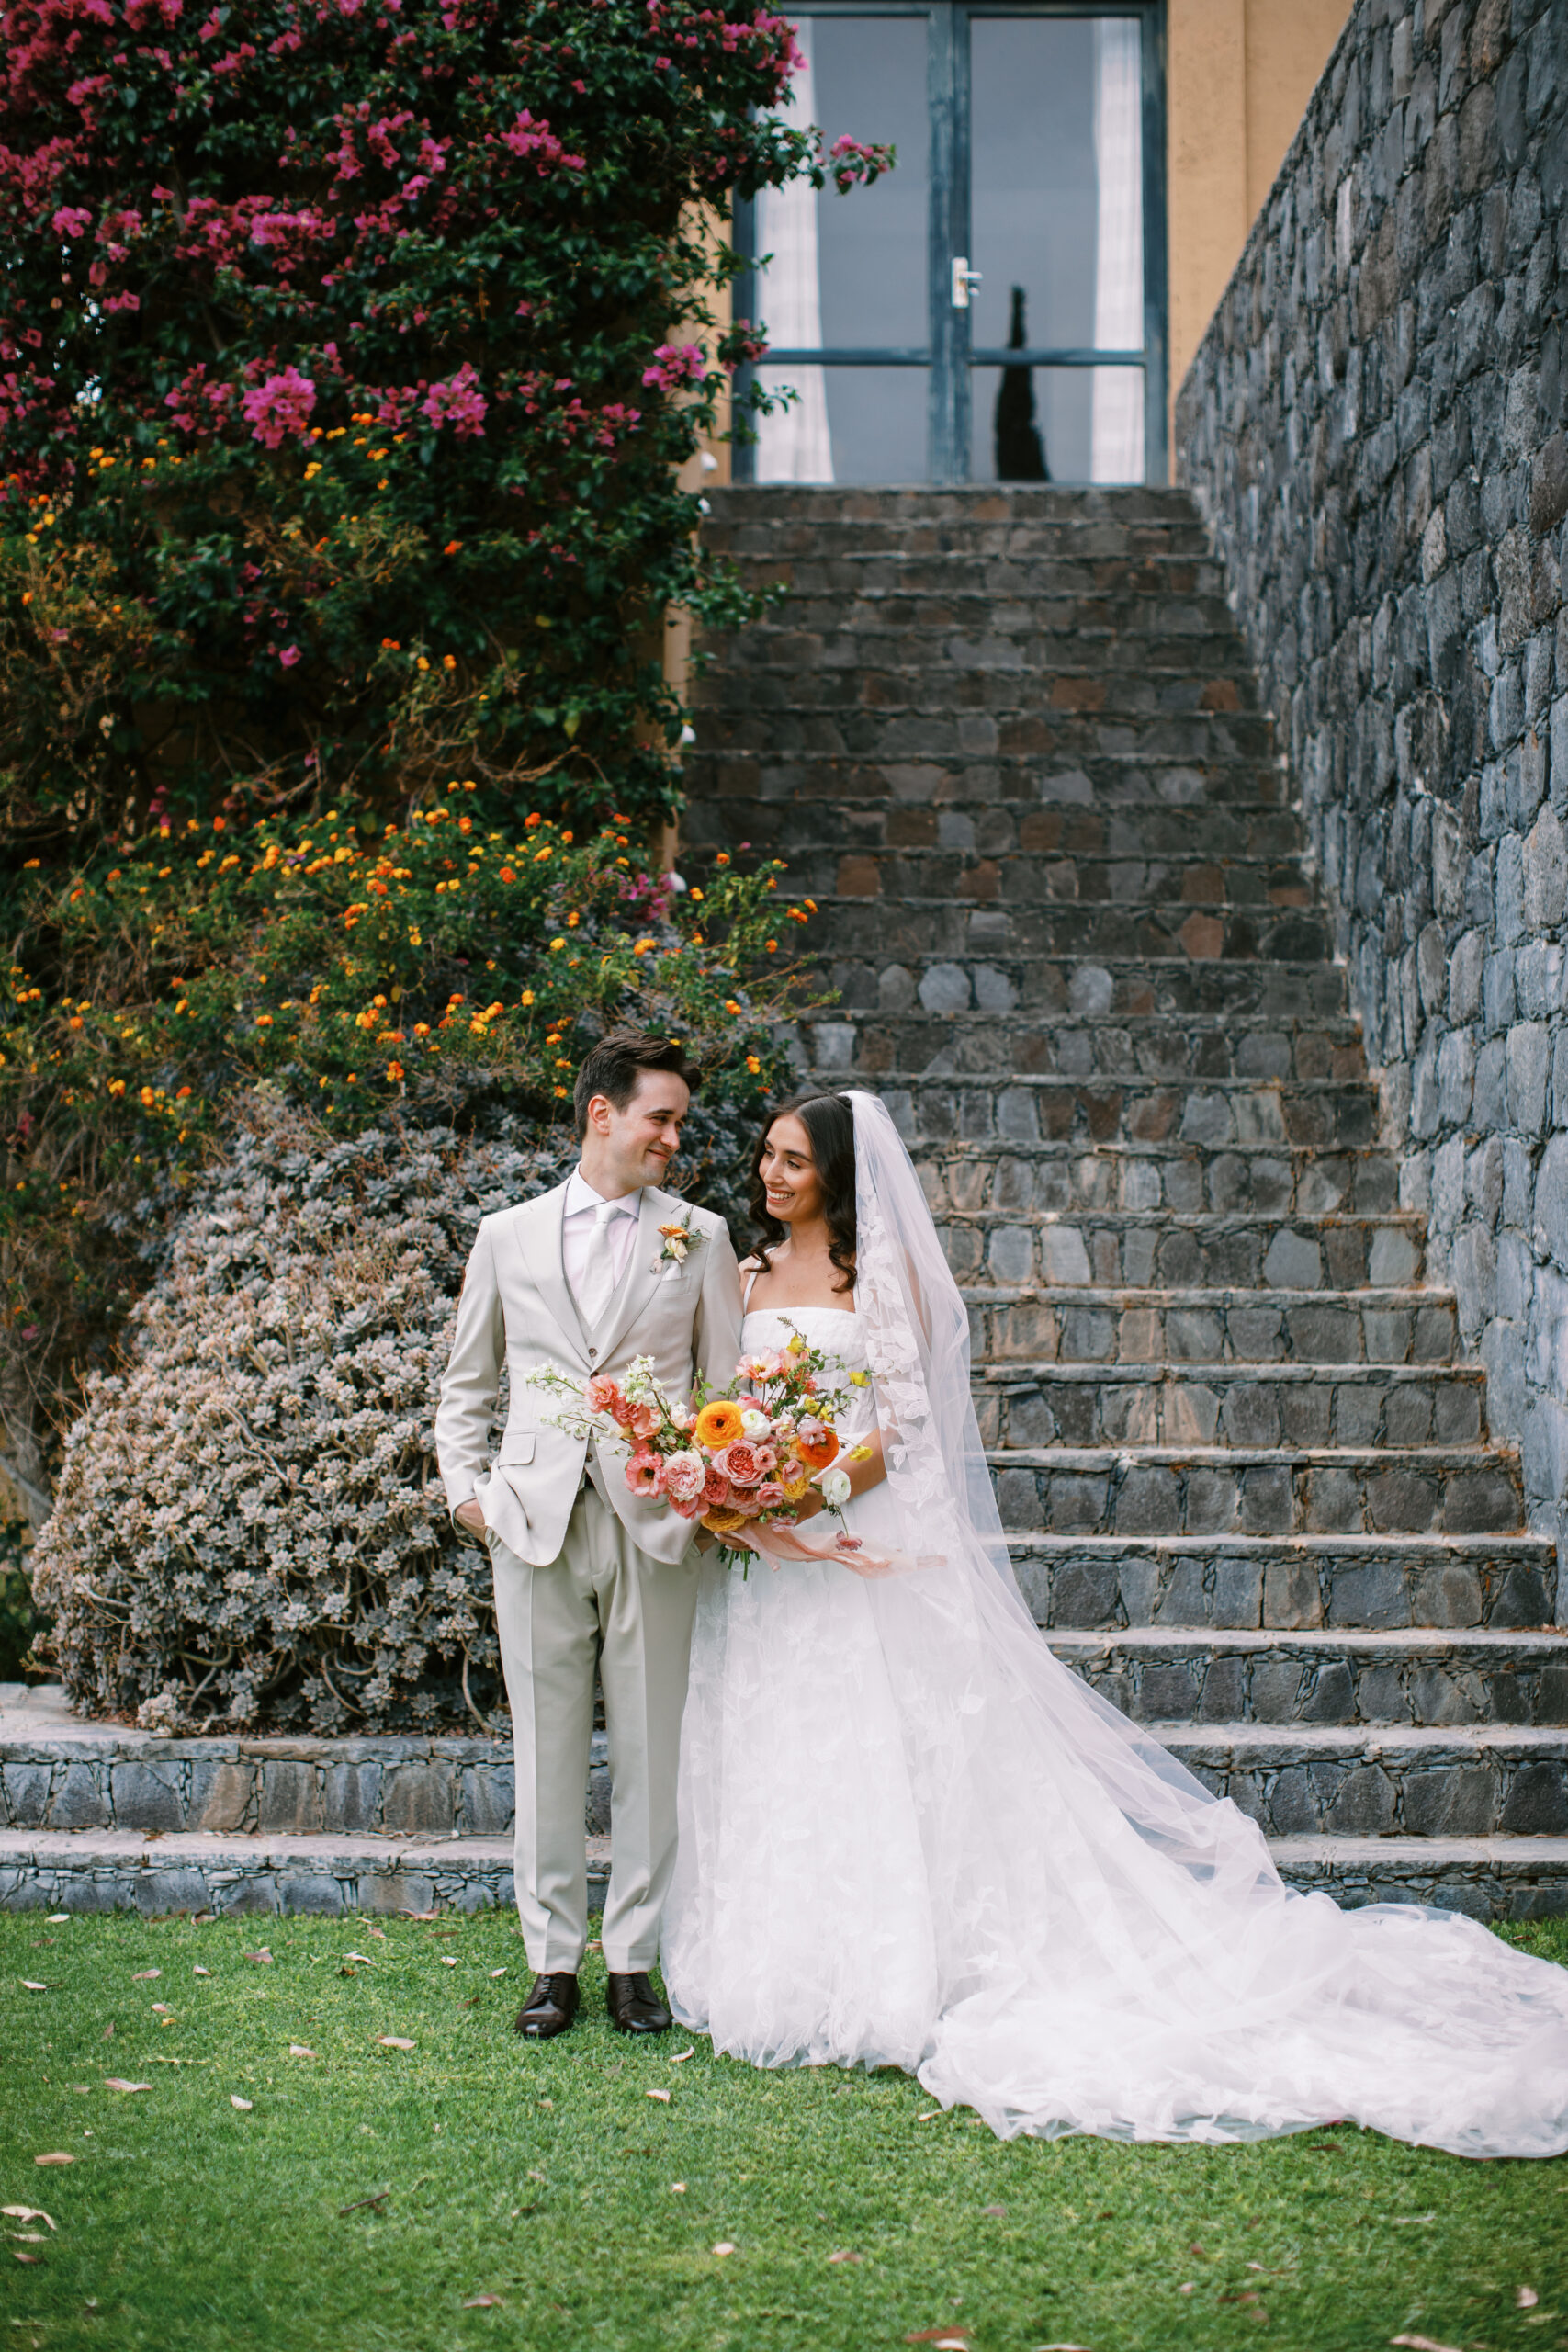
[3,1909,1566,2352]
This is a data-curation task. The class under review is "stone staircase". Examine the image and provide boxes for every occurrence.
[678,482,1568,1918]
[4,482,1566,1922]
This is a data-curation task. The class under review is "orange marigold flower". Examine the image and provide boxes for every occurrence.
[715,852,729,866]
[386,1060,404,1081]
[525,812,543,829]
[746,1055,761,1074]
[499,866,515,882]
[413,1023,431,1038]
[694,1399,746,1450]
[444,540,462,555]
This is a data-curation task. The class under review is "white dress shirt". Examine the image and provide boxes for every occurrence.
[561,1168,642,1308]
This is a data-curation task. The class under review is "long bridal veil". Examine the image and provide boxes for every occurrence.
[843,1090,1568,2155]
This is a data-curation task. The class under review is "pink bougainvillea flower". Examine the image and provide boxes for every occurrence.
[277,644,301,667]
[241,366,316,448]
[642,342,707,391]
[422,361,487,438]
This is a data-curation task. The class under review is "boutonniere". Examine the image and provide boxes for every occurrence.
[655,1216,703,1269]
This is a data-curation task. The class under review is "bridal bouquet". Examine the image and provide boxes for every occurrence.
[525,1327,873,1564]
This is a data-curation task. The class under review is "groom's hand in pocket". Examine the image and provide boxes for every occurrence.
[455,1499,489,1539]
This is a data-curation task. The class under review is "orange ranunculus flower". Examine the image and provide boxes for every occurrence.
[702,1506,749,1535]
[796,1425,839,1471]
[694,1399,746,1450]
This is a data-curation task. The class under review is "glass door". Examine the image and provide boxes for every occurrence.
[733,2,1166,485]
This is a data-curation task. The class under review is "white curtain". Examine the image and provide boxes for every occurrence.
[754,17,834,481]
[1090,16,1144,484]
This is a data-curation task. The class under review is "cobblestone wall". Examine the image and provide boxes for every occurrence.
[1177,0,1568,1580]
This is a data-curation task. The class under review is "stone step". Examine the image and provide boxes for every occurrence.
[942,1210,1424,1293]
[804,1013,1366,1083]
[708,641,1263,699]
[976,1362,1485,1451]
[1156,1724,1568,1842]
[4,1824,1563,1921]
[823,956,1351,1022]
[0,1828,536,1917]
[698,710,1282,771]
[1008,1532,1558,1632]
[808,899,1332,963]
[1265,1837,1568,1921]
[1053,1626,1568,1728]
[687,760,1295,816]
[694,798,1310,863]
[781,853,1310,902]
[969,1285,1460,1365]
[866,1074,1376,1155]
[920,1145,1400,1219]
[990,1444,1524,1540]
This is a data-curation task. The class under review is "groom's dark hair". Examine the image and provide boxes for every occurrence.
[572,1028,701,1140]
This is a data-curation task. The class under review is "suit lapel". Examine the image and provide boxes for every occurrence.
[593,1189,668,1363]
[516,1182,592,1366]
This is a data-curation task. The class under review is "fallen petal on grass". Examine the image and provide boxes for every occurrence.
[712,2242,736,2257]
[193,1966,211,1978]
[20,1980,48,1991]
[1,2210,55,2230]
[671,2047,694,2063]
[245,1949,274,1965]
[645,2088,671,2104]
[11,2249,42,2265]
[230,2096,254,2112]
[462,2294,504,2308]
[828,2249,862,2265]
[104,2079,152,2095]
[33,2155,73,2167]
[1391,2338,1465,2352]
[670,2182,686,2194]
[131,1969,161,1982]
[288,2045,318,2058]
[489,1968,507,1978]
[377,2037,416,2052]
[1518,2290,1540,2311]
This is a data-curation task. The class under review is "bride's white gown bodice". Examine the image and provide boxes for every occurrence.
[663,1305,1568,2154]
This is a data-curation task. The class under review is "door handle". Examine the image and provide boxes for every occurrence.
[950,256,983,311]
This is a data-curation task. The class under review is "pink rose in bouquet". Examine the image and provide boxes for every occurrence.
[585,1374,625,1418]
[625,1451,664,1498]
[714,1437,776,1487]
[626,1400,662,1441]
[662,1449,707,1510]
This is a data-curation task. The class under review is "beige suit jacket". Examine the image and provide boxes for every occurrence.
[434,1179,744,1566]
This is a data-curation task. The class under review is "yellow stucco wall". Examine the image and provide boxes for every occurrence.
[1167,0,1353,422]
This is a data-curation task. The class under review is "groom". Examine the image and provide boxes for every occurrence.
[435,1029,743,2039]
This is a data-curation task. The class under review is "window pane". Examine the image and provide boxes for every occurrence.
[753,14,930,354]
[968,16,1143,364]
[754,366,928,484]
[969,365,1144,484]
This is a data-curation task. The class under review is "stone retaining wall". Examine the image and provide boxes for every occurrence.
[1177,0,1568,1577]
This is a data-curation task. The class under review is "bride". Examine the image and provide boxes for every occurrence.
[662,1086,1568,2156]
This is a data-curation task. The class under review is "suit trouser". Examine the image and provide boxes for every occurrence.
[490,1491,700,1974]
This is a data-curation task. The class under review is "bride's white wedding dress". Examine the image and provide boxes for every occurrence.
[662,1095,1568,2156]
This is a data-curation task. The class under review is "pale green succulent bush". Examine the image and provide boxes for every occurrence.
[30,1097,755,1733]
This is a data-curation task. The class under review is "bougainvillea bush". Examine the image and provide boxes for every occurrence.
[0,0,886,852]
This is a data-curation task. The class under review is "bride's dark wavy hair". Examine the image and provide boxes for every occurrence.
[749,1089,857,1294]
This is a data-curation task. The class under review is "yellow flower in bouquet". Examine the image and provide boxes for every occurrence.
[694,1399,746,1449]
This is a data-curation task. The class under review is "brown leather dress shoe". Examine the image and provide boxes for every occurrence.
[606,1971,672,2034]
[514,1971,580,2039]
